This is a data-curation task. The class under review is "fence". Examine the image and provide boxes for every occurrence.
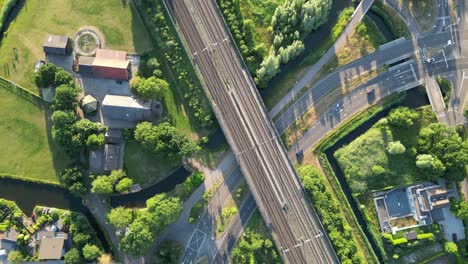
[0,76,46,108]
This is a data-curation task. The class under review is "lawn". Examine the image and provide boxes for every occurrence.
[0,0,152,93]
[123,141,180,187]
[334,106,437,193]
[0,88,70,184]
[239,0,283,48]
[396,0,436,32]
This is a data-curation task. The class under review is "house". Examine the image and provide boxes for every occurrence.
[102,95,152,122]
[43,35,72,55]
[92,49,130,80]
[37,232,68,260]
[104,144,122,172]
[0,229,19,252]
[81,95,98,114]
[374,183,452,234]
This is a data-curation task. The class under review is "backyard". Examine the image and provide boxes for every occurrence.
[0,88,70,184]
[0,0,152,93]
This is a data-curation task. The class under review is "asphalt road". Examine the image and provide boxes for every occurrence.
[165,0,338,263]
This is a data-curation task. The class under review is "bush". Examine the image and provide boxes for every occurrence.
[392,237,408,246]
[417,233,434,240]
[184,172,204,193]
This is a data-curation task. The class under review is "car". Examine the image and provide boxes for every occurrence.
[34,60,45,73]
[453,233,457,242]
[296,149,303,158]
[426,58,435,63]
[366,89,375,95]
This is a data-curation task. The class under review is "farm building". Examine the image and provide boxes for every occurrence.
[77,56,95,76]
[43,35,72,55]
[81,95,98,114]
[102,95,152,122]
[92,49,131,80]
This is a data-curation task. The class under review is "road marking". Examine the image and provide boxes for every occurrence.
[409,64,418,81]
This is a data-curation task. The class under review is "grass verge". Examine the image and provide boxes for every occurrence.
[371,1,410,38]
[0,0,152,92]
[396,0,436,32]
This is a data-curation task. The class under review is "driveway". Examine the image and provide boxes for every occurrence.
[439,206,466,241]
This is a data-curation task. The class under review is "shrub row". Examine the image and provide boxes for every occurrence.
[136,0,214,128]
[296,165,363,263]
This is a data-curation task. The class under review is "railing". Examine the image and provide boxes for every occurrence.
[0,76,45,108]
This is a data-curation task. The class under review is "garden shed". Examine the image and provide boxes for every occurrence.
[43,35,72,55]
[81,95,98,114]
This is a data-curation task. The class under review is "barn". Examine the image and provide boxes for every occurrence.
[77,56,95,76]
[92,49,131,80]
[43,35,72,55]
[102,95,152,122]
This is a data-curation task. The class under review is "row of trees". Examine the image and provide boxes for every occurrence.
[139,0,214,127]
[34,63,74,88]
[297,165,363,263]
[107,194,183,256]
[134,122,200,162]
[217,0,266,74]
[255,0,332,87]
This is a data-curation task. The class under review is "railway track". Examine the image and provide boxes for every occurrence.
[165,0,339,262]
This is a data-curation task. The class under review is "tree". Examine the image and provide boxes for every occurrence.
[146,194,182,227]
[86,134,105,150]
[91,175,114,194]
[135,76,168,100]
[82,244,101,261]
[52,84,78,111]
[98,253,114,264]
[73,232,91,248]
[107,207,134,229]
[120,219,154,256]
[54,69,74,86]
[129,76,141,94]
[7,251,24,264]
[134,122,200,161]
[445,241,458,254]
[34,63,57,88]
[255,50,280,88]
[452,201,468,219]
[418,123,468,181]
[387,107,420,127]
[64,248,81,264]
[387,141,406,154]
[60,167,87,195]
[116,178,134,193]
[416,154,434,168]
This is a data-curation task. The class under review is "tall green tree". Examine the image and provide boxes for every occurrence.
[52,84,79,111]
[387,107,420,128]
[107,207,134,229]
[82,244,101,261]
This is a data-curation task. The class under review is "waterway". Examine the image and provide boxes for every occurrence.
[0,177,111,252]
[323,88,430,261]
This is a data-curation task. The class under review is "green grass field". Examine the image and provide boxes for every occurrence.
[0,0,152,93]
[0,89,70,183]
[334,106,437,193]
[123,141,180,187]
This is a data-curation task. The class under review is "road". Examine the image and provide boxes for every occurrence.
[165,0,338,263]
[268,0,375,117]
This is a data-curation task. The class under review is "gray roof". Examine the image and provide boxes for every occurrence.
[0,229,19,242]
[102,95,150,109]
[43,35,69,49]
[79,56,95,66]
[104,144,122,172]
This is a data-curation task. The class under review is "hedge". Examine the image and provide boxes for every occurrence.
[0,0,18,32]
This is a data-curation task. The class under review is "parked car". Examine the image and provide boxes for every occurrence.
[34,60,45,73]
